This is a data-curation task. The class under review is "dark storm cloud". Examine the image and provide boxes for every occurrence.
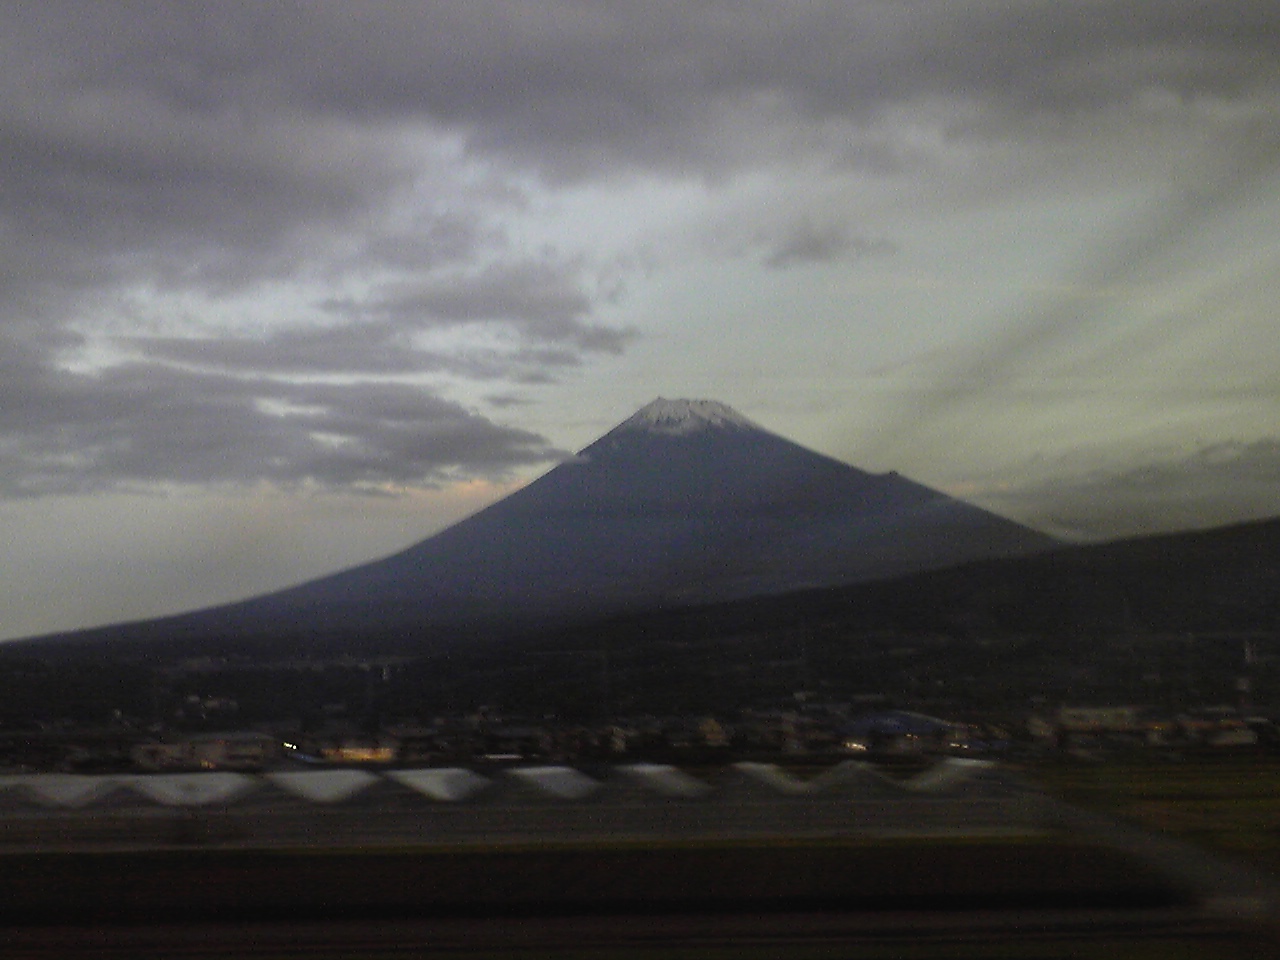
[0,358,563,497]
[10,2,1278,185]
[6,0,1274,262]
[0,44,391,297]
[2,1,1277,495]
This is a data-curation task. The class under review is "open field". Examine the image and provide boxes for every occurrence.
[6,761,1280,957]
[0,837,1184,922]
[3,912,1274,960]
[7,836,1276,960]
[1024,756,1280,875]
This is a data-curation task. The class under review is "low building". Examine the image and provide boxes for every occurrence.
[1055,706,1143,734]
[132,732,280,771]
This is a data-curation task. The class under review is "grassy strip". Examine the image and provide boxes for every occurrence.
[276,831,1053,857]
[1024,759,1280,875]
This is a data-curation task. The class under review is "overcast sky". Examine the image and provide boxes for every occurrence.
[3,1,1279,640]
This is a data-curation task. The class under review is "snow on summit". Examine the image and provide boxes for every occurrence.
[618,398,758,436]
[10,393,1058,658]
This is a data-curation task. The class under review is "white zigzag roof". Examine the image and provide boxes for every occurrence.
[902,758,997,794]
[18,774,120,808]
[118,772,257,807]
[266,769,379,803]
[729,762,812,796]
[809,760,902,795]
[384,767,491,801]
[508,765,600,800]
[616,763,710,798]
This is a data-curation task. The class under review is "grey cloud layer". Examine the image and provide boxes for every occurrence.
[132,259,631,377]
[985,439,1280,540]
[762,222,897,270]
[0,358,562,497]
[2,1,1277,494]
[11,2,1277,184]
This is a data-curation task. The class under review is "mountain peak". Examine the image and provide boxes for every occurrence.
[617,398,758,436]
[14,392,1059,658]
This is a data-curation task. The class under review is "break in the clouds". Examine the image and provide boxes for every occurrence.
[974,439,1280,541]
[128,259,631,377]
[2,1,1279,497]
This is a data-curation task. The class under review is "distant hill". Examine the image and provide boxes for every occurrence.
[3,398,1055,661]
[5,493,1279,716]
[564,514,1280,643]
[480,516,1280,713]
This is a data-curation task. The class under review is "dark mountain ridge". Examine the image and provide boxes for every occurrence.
[583,513,1280,643]
[6,398,1057,660]
[4,515,1278,719]
[469,515,1280,714]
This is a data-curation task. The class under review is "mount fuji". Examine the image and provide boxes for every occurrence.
[17,399,1058,657]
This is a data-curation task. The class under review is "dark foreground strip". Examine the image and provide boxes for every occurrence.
[2,911,1276,960]
[4,841,1278,959]
[0,838,1188,925]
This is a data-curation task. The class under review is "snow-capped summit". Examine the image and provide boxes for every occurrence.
[21,396,1058,659]
[617,398,758,436]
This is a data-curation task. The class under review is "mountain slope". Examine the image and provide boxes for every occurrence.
[11,399,1058,657]
[506,514,1280,712]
